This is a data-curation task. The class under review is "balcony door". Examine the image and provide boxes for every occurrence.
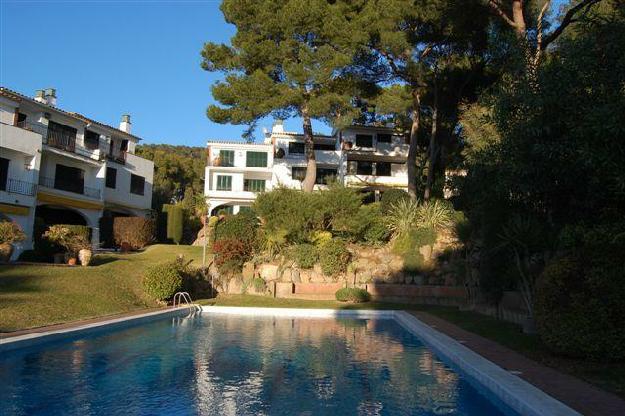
[47,121,77,152]
[54,164,84,194]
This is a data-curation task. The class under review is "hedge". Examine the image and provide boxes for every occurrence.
[335,287,370,303]
[113,217,155,250]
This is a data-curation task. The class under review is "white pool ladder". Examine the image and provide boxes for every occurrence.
[172,292,202,313]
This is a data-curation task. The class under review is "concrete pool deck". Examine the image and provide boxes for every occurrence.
[2,306,623,416]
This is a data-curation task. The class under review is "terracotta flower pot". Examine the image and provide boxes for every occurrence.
[0,242,13,262]
[67,257,77,266]
[78,249,93,266]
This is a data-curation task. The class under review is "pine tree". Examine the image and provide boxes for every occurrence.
[201,0,363,192]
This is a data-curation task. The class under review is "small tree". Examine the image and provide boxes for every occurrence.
[163,204,184,244]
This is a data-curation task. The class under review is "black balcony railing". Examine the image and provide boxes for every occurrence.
[46,129,76,152]
[4,178,37,196]
[39,176,101,199]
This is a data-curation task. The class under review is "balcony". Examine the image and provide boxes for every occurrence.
[15,121,103,160]
[39,176,101,199]
[107,151,127,165]
[1,178,37,196]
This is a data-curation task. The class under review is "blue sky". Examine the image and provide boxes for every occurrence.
[0,0,330,146]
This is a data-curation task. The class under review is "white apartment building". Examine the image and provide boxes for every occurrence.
[204,120,409,214]
[0,87,154,259]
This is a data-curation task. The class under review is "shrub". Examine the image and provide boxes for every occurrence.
[163,204,184,244]
[392,228,438,273]
[535,232,625,360]
[380,189,410,213]
[43,225,90,256]
[385,198,420,237]
[335,287,370,303]
[215,210,259,244]
[309,230,332,246]
[251,277,266,292]
[254,188,316,243]
[318,239,350,275]
[143,260,184,301]
[113,217,155,250]
[292,243,317,269]
[416,199,454,232]
[213,238,252,275]
[260,228,288,257]
[0,220,26,244]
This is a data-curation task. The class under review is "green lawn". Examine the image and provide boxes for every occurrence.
[0,244,205,332]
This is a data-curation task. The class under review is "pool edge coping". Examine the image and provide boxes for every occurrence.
[0,305,580,416]
[0,307,192,352]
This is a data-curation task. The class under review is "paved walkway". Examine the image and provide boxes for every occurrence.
[410,311,625,416]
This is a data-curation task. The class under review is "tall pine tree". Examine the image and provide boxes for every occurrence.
[201,0,363,192]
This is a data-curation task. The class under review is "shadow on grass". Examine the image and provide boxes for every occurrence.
[90,256,125,266]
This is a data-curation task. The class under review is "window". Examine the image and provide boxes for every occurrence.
[219,150,234,167]
[377,133,392,143]
[239,206,253,213]
[130,174,145,195]
[216,205,234,215]
[54,164,84,194]
[244,179,266,192]
[216,175,232,191]
[355,134,373,148]
[84,130,100,150]
[106,167,117,189]
[120,139,129,152]
[292,167,306,181]
[356,161,373,175]
[376,162,392,176]
[314,143,335,151]
[0,157,8,191]
[288,142,305,154]
[315,168,337,185]
[47,121,77,151]
[246,151,268,167]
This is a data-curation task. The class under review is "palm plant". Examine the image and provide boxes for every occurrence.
[385,198,421,237]
[416,199,454,232]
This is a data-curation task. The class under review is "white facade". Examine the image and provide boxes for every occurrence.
[205,121,410,213]
[0,87,155,259]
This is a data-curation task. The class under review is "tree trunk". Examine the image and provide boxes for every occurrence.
[301,106,316,193]
[424,88,438,201]
[407,91,421,200]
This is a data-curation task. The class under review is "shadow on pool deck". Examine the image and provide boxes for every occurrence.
[410,311,625,416]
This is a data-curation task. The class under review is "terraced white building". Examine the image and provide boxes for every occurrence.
[205,120,409,215]
[0,87,154,259]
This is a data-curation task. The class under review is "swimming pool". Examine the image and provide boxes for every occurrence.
[0,309,575,416]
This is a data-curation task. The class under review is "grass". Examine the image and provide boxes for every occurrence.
[0,244,205,332]
[201,294,625,399]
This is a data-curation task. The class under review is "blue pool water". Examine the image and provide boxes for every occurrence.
[0,313,518,415]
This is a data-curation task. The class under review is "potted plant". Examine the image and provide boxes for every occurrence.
[43,225,91,266]
[0,220,26,262]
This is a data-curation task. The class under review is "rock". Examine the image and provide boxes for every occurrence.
[309,270,326,283]
[419,245,433,262]
[258,264,280,281]
[291,268,301,283]
[227,278,243,295]
[299,269,312,283]
[242,262,255,281]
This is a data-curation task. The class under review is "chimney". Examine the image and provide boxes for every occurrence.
[34,89,46,104]
[44,88,57,106]
[272,119,284,133]
[119,114,131,133]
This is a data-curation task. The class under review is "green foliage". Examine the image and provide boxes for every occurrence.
[43,225,90,256]
[335,287,370,303]
[0,220,26,244]
[535,225,625,360]
[251,277,266,292]
[201,0,362,132]
[136,144,205,242]
[309,231,332,247]
[392,228,438,273]
[142,260,185,301]
[163,204,184,244]
[260,228,289,258]
[254,188,315,243]
[385,198,421,237]
[113,217,155,250]
[318,239,350,276]
[214,210,259,245]
[380,189,410,214]
[213,238,253,275]
[292,243,318,269]
[417,199,454,232]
